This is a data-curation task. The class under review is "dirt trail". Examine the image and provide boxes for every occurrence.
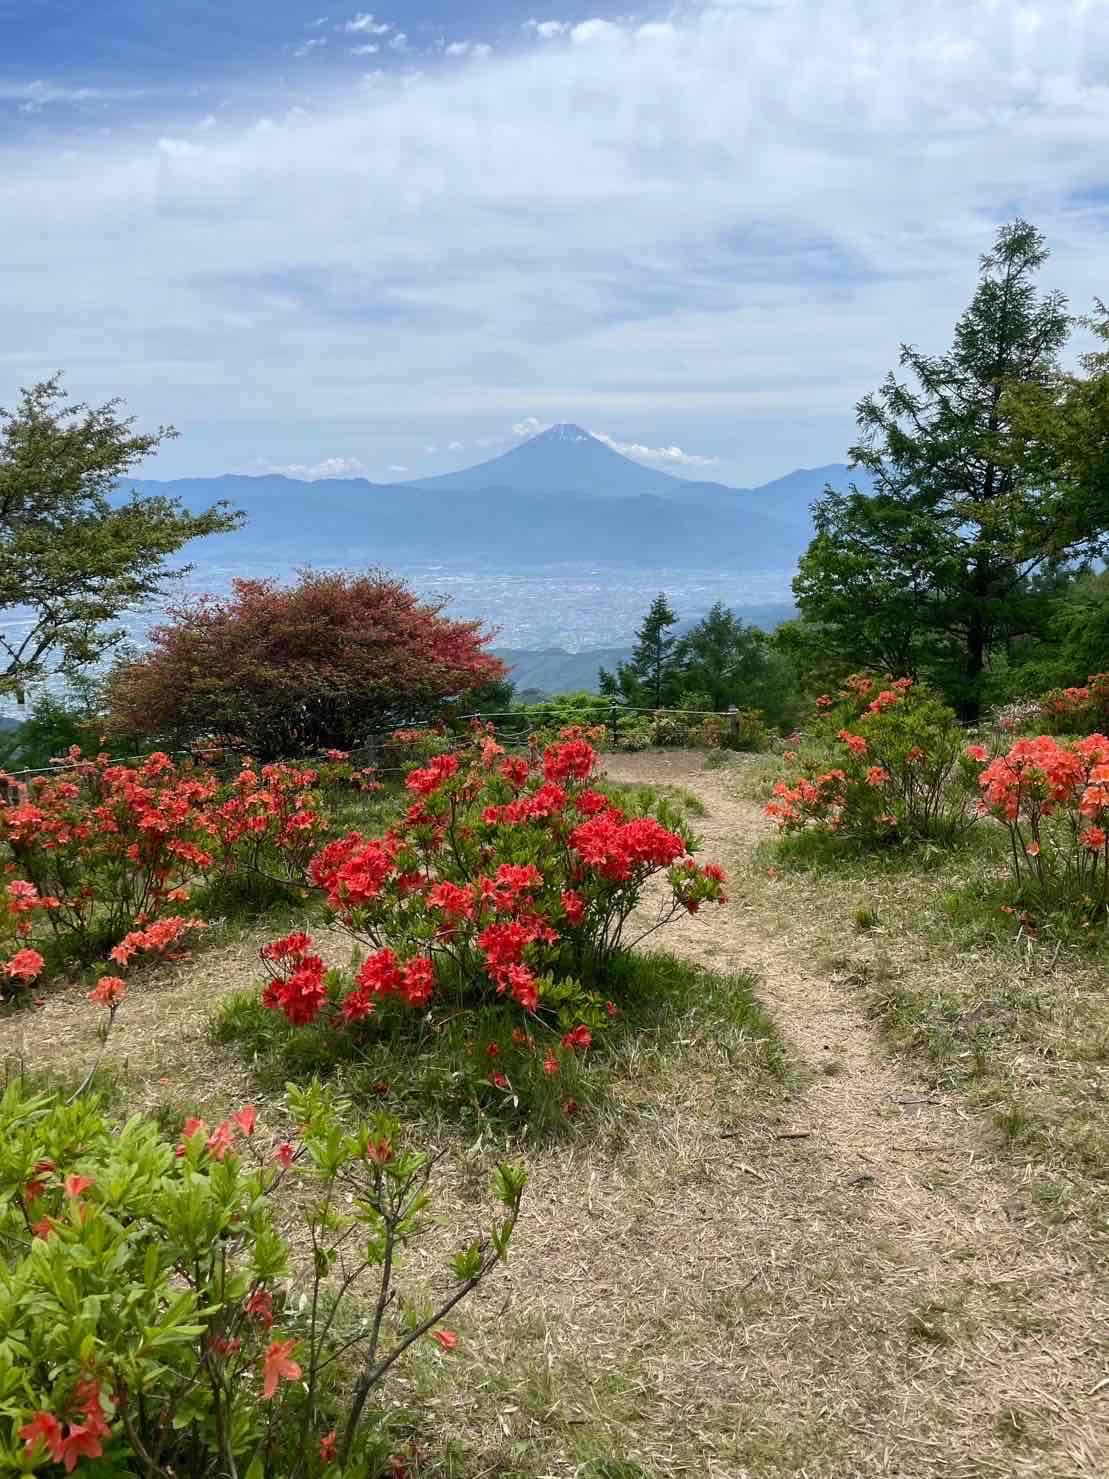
[595,749,1109,1477]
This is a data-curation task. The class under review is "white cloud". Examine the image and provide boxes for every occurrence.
[1,79,148,108]
[448,441,464,451]
[445,41,493,59]
[350,43,379,54]
[524,19,571,39]
[387,463,408,472]
[196,114,217,130]
[156,137,200,158]
[637,22,677,42]
[308,15,329,28]
[424,443,439,452]
[592,432,720,467]
[569,18,622,45]
[388,32,408,51]
[267,456,369,479]
[512,416,548,438]
[341,12,391,34]
[292,36,326,57]
[5,0,1109,484]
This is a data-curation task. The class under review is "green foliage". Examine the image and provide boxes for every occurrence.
[671,602,804,731]
[793,220,1102,721]
[599,593,680,709]
[0,1079,523,1478]
[598,596,804,734]
[767,677,980,848]
[0,376,240,702]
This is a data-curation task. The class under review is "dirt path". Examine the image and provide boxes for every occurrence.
[585,749,1109,1477]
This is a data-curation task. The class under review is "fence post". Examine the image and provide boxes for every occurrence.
[728,704,739,744]
[610,703,619,748]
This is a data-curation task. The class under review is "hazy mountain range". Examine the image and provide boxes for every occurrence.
[126,423,869,573]
[104,424,870,695]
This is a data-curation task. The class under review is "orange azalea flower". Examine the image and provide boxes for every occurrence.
[262,1339,301,1398]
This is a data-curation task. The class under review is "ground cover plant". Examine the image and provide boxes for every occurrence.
[0,1074,525,1478]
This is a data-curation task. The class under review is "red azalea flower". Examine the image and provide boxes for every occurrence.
[245,1287,275,1328]
[88,975,126,1007]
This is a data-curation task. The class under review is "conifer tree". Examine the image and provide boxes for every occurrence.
[599,592,680,708]
[793,220,1098,720]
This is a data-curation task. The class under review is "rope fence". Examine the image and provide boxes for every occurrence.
[0,702,753,782]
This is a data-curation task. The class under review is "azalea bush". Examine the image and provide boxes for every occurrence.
[966,732,1109,907]
[256,729,727,1079]
[0,1077,524,1478]
[0,748,374,994]
[1037,673,1109,735]
[766,676,980,846]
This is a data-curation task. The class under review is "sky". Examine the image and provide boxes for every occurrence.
[2,0,1108,487]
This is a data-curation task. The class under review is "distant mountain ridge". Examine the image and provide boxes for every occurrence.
[122,424,871,571]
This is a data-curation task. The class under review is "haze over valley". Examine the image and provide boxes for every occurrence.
[114,422,860,689]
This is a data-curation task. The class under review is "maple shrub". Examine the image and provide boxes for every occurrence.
[766,675,981,847]
[963,732,1109,911]
[0,748,374,992]
[101,571,507,762]
[255,728,728,1086]
[0,1077,524,1479]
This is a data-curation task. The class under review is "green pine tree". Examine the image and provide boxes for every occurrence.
[599,592,680,708]
[793,220,1092,720]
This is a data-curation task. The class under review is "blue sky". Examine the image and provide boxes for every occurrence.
[2,0,1108,485]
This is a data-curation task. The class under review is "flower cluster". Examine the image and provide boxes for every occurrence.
[967,732,1109,899]
[1038,673,1109,735]
[260,729,727,1048]
[0,748,353,993]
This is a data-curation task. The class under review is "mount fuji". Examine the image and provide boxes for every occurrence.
[400,423,715,498]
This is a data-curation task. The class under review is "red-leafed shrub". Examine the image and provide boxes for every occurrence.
[102,570,507,761]
[258,728,727,1059]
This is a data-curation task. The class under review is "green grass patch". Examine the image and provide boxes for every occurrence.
[212,949,785,1141]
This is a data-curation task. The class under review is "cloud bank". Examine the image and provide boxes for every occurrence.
[2,0,1108,481]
